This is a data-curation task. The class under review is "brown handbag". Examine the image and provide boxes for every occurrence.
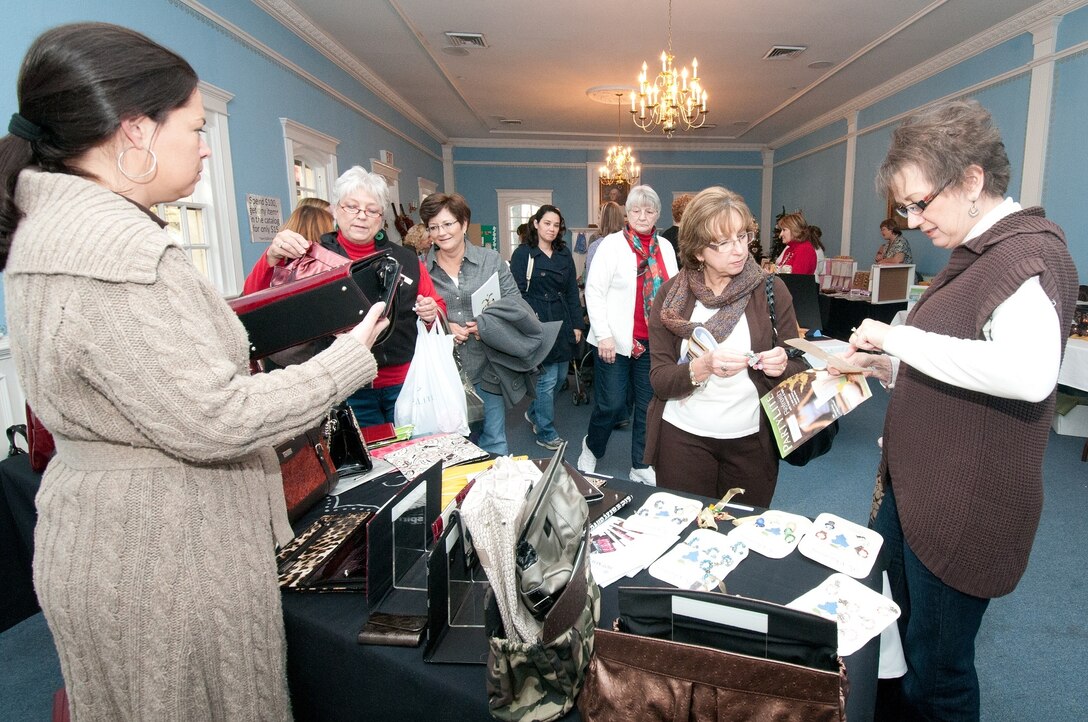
[276,425,337,523]
[579,628,845,722]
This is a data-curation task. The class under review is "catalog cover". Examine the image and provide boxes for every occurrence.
[760,369,871,457]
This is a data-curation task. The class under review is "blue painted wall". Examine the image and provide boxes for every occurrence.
[0,0,443,323]
[3,0,1085,330]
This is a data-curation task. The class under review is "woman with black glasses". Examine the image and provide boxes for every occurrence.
[645,187,808,505]
[840,99,1078,721]
[248,166,446,425]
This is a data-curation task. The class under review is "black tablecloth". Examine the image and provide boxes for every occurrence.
[282,477,882,721]
[0,454,41,632]
[0,454,882,719]
[825,296,907,340]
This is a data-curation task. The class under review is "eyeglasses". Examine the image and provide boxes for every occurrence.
[628,207,659,217]
[426,220,460,235]
[707,232,755,252]
[339,203,383,218]
[894,183,947,218]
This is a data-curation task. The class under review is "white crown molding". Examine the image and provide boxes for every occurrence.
[252,0,447,143]
[770,0,1088,150]
[169,0,441,160]
[198,80,234,112]
[448,136,766,153]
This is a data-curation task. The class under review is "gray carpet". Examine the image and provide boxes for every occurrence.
[2,374,1085,720]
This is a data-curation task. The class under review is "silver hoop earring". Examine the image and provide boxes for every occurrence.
[117,146,158,181]
[967,199,980,218]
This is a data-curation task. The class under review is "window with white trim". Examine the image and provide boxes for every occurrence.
[281,119,339,208]
[152,81,243,296]
[497,190,552,260]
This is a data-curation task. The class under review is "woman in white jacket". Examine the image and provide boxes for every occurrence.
[578,186,678,484]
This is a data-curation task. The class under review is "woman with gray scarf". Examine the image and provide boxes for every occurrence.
[645,187,808,507]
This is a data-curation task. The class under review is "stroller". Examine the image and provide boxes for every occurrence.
[570,337,594,406]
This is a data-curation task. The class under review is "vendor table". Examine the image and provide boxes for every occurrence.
[824,295,908,341]
[282,476,882,721]
[0,455,882,719]
[1059,337,1088,392]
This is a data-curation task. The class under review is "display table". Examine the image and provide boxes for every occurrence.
[282,476,882,721]
[1059,338,1088,392]
[0,456,882,719]
[824,295,908,341]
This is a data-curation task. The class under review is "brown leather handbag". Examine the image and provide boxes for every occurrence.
[578,588,846,722]
[276,425,337,523]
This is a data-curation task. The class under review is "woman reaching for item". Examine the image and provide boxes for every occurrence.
[510,205,584,450]
[834,99,1078,721]
[0,23,389,720]
[243,166,446,426]
[646,187,808,507]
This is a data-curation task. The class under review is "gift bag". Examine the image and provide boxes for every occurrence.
[395,319,469,436]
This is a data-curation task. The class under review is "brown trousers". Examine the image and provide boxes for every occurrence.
[655,420,780,507]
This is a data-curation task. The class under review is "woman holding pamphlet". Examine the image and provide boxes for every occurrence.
[644,187,809,506]
[422,193,554,455]
[839,99,1079,721]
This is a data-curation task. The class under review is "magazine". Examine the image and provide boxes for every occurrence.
[760,368,871,457]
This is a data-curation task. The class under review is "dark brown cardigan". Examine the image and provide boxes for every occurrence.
[882,208,1079,599]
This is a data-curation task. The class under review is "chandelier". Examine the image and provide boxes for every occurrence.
[600,93,640,184]
[630,0,708,137]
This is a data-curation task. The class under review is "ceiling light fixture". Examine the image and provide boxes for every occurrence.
[630,0,708,137]
[600,93,640,185]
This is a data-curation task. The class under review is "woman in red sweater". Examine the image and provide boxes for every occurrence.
[773,211,817,274]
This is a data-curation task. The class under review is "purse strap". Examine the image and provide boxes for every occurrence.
[765,275,806,359]
[525,254,535,293]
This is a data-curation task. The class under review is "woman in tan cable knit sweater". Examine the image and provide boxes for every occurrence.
[0,24,388,720]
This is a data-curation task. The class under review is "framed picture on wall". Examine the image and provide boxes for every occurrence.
[600,180,630,207]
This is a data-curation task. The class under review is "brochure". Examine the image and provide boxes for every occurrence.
[760,368,871,458]
[470,271,501,317]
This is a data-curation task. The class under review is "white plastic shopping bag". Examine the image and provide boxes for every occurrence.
[394,319,470,436]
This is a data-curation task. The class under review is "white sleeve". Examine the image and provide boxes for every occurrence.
[584,241,613,341]
[881,276,1061,401]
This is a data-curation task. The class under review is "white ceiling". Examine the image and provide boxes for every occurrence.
[256,0,1057,148]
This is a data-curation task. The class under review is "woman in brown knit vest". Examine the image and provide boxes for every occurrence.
[839,99,1078,721]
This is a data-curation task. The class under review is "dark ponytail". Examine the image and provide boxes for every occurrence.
[0,23,198,268]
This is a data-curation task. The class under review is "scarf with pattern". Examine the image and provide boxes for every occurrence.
[659,256,764,342]
[624,223,665,325]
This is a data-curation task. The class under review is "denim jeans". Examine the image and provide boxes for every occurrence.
[586,342,652,468]
[346,384,402,427]
[527,362,565,442]
[473,383,508,455]
[874,484,990,722]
